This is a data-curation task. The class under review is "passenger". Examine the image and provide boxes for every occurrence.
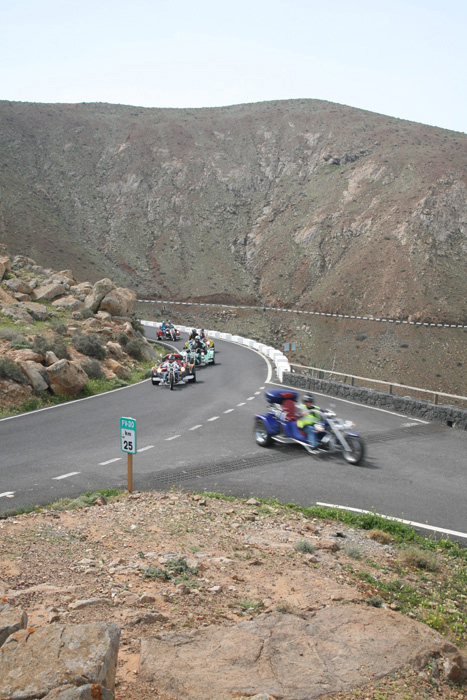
[297,394,322,451]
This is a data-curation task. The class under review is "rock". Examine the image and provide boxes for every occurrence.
[46,359,89,396]
[45,350,59,366]
[70,282,93,297]
[11,349,43,363]
[43,684,114,700]
[33,282,67,301]
[52,296,85,311]
[0,287,16,305]
[0,622,120,700]
[106,341,126,359]
[19,301,48,321]
[1,305,34,323]
[99,287,137,317]
[140,609,463,700]
[84,279,116,313]
[4,278,33,295]
[0,255,12,281]
[52,270,75,285]
[17,360,49,392]
[0,600,27,647]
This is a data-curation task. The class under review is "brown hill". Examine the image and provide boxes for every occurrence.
[0,99,466,324]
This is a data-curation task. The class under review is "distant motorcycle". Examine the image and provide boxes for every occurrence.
[254,389,365,465]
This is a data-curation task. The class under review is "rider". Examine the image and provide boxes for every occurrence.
[189,328,198,340]
[297,394,322,451]
[162,354,180,383]
[160,319,171,332]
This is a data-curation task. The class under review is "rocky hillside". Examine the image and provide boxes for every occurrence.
[0,99,466,323]
[0,245,157,414]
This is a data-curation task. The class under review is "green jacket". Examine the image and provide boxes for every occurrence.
[297,404,321,429]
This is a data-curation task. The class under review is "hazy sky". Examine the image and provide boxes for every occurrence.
[1,0,465,133]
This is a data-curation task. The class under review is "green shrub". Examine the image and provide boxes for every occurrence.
[294,538,315,554]
[0,358,27,383]
[130,313,144,334]
[11,336,32,350]
[0,328,24,342]
[82,359,104,379]
[72,333,106,360]
[125,339,144,360]
[118,331,130,347]
[33,333,69,359]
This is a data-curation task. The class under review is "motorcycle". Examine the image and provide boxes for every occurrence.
[254,389,365,465]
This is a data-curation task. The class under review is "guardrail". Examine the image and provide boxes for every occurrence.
[290,363,467,407]
[140,321,291,382]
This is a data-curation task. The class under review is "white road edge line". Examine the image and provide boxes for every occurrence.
[317,502,467,540]
[267,380,429,423]
[99,458,122,466]
[138,445,154,453]
[53,472,81,480]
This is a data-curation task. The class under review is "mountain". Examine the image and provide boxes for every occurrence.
[1,99,466,324]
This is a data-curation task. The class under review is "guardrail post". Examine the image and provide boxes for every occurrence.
[434,393,439,405]
[351,377,355,386]
[389,385,393,395]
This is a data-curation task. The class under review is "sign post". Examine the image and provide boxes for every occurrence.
[120,417,137,493]
[284,341,297,364]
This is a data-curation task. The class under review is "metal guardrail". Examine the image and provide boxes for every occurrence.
[290,364,467,407]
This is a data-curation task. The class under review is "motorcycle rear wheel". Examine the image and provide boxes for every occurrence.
[170,374,175,390]
[343,436,365,465]
[255,418,272,447]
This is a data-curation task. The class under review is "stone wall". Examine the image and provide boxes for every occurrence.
[283,372,467,431]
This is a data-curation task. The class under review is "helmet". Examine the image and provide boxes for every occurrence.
[303,393,314,404]
[169,354,175,362]
[196,335,200,340]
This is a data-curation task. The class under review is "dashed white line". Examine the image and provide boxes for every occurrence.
[237,402,246,407]
[247,396,255,401]
[223,409,234,414]
[99,458,122,465]
[254,391,261,395]
[53,472,81,480]
[0,492,15,498]
[138,445,154,453]
[189,424,203,430]
[166,435,181,441]
[207,416,219,422]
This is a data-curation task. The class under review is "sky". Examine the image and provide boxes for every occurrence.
[1,0,466,134]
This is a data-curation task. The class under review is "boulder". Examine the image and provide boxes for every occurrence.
[0,287,17,306]
[52,270,75,285]
[4,278,33,295]
[99,287,137,317]
[45,350,60,366]
[11,349,43,363]
[1,305,34,323]
[17,360,49,392]
[20,301,48,321]
[33,282,67,301]
[0,255,12,281]
[70,282,93,298]
[104,358,131,379]
[52,296,85,312]
[43,684,114,700]
[0,600,27,647]
[84,279,116,314]
[0,622,120,700]
[46,360,89,396]
[106,341,126,360]
[140,609,465,700]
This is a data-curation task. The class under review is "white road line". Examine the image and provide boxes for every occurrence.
[166,435,181,441]
[207,416,219,422]
[99,458,122,466]
[53,472,81,480]
[247,396,255,401]
[0,492,15,498]
[255,391,261,395]
[317,503,467,541]
[138,445,154,452]
[189,424,203,430]
[237,402,246,407]
[223,409,234,414]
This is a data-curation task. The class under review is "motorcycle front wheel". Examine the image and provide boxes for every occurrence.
[170,374,174,390]
[343,436,365,465]
[254,418,272,447]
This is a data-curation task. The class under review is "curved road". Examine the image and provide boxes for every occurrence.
[1,331,466,542]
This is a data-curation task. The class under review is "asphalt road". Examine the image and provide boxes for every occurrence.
[1,331,466,543]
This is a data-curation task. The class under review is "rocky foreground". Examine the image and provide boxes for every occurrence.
[0,490,465,700]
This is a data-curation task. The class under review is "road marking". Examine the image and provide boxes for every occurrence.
[0,492,15,498]
[190,424,202,430]
[207,416,219,422]
[138,445,154,452]
[237,402,246,407]
[247,396,255,401]
[255,391,261,395]
[99,458,122,465]
[53,472,81,480]
[317,503,467,541]
[223,409,234,414]
[166,435,181,441]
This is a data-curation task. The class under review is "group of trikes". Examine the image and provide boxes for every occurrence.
[151,324,216,389]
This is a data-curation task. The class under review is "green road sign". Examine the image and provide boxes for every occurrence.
[120,417,137,455]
